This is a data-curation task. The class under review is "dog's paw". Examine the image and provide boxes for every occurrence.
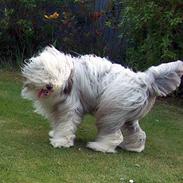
[119,131,146,153]
[87,142,116,153]
[119,142,145,153]
[50,137,74,148]
[48,130,54,138]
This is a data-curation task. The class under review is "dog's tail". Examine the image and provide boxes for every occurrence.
[145,60,183,97]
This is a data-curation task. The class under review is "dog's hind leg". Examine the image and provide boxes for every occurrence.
[87,129,123,153]
[50,111,82,148]
[87,114,123,153]
[87,111,124,153]
[119,120,146,152]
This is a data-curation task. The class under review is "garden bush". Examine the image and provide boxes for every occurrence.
[0,0,122,68]
[119,0,183,70]
[0,0,183,95]
[0,0,183,70]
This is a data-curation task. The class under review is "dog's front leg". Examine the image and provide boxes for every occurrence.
[49,112,81,148]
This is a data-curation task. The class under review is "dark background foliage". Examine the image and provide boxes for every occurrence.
[0,0,183,96]
[0,0,123,67]
[120,0,183,70]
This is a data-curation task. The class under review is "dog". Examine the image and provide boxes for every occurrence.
[21,46,183,153]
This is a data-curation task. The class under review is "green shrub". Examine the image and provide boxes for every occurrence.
[119,0,183,70]
[0,0,121,68]
[0,0,44,67]
[1,0,183,72]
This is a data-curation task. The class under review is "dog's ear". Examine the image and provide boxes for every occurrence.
[63,70,73,95]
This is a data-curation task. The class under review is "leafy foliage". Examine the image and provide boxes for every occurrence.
[0,0,121,68]
[0,0,183,96]
[119,0,183,70]
[0,0,183,70]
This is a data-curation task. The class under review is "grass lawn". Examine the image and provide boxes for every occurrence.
[0,71,183,183]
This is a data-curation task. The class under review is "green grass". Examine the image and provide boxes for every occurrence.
[0,71,183,183]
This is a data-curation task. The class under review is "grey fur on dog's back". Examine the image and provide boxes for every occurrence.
[96,60,183,133]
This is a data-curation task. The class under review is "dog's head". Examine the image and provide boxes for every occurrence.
[21,46,73,101]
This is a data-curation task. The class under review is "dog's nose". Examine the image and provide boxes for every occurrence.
[46,84,53,90]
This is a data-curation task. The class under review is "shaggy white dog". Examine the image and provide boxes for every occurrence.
[21,46,183,153]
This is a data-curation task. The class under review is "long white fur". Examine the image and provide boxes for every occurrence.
[22,46,73,88]
[21,46,183,153]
